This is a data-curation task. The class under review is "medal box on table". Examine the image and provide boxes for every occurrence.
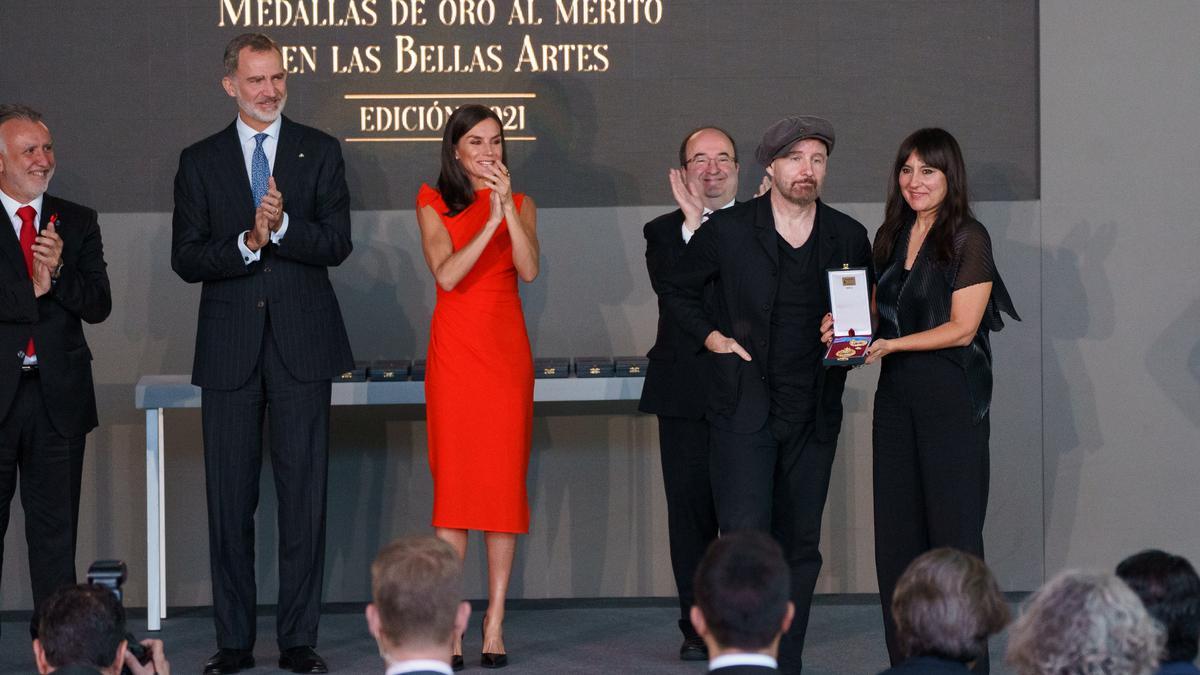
[613,356,649,377]
[574,356,615,378]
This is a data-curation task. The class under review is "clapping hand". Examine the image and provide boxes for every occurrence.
[258,177,285,232]
[668,167,705,230]
[31,219,62,297]
[755,174,772,198]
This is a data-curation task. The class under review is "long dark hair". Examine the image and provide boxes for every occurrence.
[873,128,973,272]
[436,104,507,216]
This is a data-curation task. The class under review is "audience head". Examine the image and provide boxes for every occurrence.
[1117,549,1200,664]
[678,126,739,208]
[32,584,127,675]
[437,103,507,216]
[0,103,55,203]
[891,547,1010,664]
[1007,570,1163,675]
[367,536,470,664]
[692,531,794,655]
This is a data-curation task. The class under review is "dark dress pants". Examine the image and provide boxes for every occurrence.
[202,318,331,651]
[656,415,718,636]
[0,371,85,638]
[873,353,990,672]
[710,416,838,675]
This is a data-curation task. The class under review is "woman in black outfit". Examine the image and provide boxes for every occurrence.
[865,128,1019,670]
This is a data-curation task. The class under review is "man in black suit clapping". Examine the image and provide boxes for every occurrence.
[172,33,354,675]
[0,104,111,640]
[638,126,739,661]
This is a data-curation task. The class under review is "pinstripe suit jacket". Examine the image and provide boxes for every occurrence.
[171,116,354,389]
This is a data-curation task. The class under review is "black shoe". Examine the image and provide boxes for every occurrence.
[452,654,464,671]
[679,635,708,661]
[481,652,508,669]
[203,648,255,675]
[279,646,328,674]
[480,614,508,668]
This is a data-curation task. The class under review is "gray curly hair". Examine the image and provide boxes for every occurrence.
[1007,570,1164,675]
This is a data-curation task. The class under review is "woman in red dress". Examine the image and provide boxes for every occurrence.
[416,104,539,669]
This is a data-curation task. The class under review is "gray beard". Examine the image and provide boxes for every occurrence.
[238,95,287,125]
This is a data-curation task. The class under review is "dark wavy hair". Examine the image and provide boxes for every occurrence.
[1117,549,1200,663]
[437,104,507,216]
[873,128,974,273]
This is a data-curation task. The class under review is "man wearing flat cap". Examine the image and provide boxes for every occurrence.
[662,116,871,674]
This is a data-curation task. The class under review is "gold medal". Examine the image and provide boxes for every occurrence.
[849,339,867,347]
[836,347,856,358]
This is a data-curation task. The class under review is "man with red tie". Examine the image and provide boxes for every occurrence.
[0,103,111,637]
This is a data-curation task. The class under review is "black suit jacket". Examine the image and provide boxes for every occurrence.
[877,655,972,674]
[0,195,110,437]
[171,116,354,389]
[662,195,872,439]
[638,208,714,420]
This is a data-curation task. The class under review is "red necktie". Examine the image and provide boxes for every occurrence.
[17,205,36,357]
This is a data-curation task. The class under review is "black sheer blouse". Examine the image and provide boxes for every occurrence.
[875,219,1020,422]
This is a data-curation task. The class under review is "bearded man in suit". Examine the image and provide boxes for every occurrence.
[0,103,111,640]
[171,33,354,675]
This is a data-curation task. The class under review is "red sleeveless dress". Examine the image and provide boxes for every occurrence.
[418,184,534,533]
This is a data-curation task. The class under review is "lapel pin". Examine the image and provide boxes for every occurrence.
[298,153,305,158]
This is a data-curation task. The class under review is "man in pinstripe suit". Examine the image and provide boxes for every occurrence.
[171,33,353,675]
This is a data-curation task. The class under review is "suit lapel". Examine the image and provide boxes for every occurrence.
[217,122,256,211]
[752,195,779,266]
[816,200,840,270]
[0,210,22,274]
[272,116,303,201]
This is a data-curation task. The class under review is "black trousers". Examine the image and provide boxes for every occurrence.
[873,353,990,670]
[202,320,331,651]
[710,416,838,675]
[0,371,85,637]
[656,415,718,636]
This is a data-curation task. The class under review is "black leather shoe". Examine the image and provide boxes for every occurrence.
[480,652,508,669]
[679,635,708,661]
[279,646,328,673]
[451,654,464,671]
[203,648,255,675]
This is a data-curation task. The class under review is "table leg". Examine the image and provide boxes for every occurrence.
[145,408,162,631]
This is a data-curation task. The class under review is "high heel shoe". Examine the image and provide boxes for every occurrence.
[452,630,464,671]
[480,614,508,669]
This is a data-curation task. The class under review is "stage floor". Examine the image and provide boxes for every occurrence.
[1,598,1017,674]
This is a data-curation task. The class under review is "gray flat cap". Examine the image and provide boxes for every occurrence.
[754,116,835,167]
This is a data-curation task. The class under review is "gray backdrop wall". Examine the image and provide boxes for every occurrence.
[3,0,1196,614]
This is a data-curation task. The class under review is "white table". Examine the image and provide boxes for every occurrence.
[133,374,645,630]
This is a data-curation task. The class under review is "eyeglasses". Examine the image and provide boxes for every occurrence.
[686,154,736,168]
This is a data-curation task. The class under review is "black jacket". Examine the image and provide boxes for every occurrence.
[0,195,111,437]
[171,116,354,389]
[662,195,872,439]
[639,208,715,419]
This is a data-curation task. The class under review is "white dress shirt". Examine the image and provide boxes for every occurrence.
[682,197,736,244]
[234,115,290,264]
[0,189,45,365]
[709,652,779,670]
[385,659,453,675]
